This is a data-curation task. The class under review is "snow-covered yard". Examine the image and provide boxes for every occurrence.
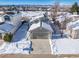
[0,40,32,54]
[51,38,79,55]
[0,22,32,54]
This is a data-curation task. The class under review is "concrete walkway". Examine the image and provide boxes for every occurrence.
[31,39,51,54]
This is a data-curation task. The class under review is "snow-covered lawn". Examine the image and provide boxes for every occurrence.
[0,39,32,54]
[0,23,32,54]
[51,38,79,54]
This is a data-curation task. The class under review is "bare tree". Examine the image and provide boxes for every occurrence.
[51,0,60,21]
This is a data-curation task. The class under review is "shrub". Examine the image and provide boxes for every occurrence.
[3,33,13,42]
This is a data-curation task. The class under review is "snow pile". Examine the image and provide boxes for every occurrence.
[52,39,79,54]
[0,40,32,54]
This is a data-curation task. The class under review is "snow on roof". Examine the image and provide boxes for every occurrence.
[29,22,53,32]
[29,22,40,31]
[42,22,53,32]
[69,15,79,17]
[67,15,79,21]
[67,20,79,28]
[0,30,5,33]
[52,39,79,54]
[72,26,79,30]
[21,11,45,18]
[56,15,65,22]
[0,23,14,33]
[0,16,5,23]
[30,14,44,22]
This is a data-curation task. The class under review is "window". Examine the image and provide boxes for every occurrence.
[0,33,2,39]
[4,15,11,21]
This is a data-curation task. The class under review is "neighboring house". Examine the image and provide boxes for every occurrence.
[29,12,49,27]
[25,12,54,39]
[71,26,79,39]
[55,12,72,29]
[4,12,22,26]
[21,11,45,21]
[28,21,53,39]
[0,23,14,39]
[56,15,66,29]
[0,11,22,40]
[66,20,79,39]
[69,15,79,22]
[56,12,79,30]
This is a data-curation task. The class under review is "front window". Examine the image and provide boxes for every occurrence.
[4,15,11,21]
[0,33,2,39]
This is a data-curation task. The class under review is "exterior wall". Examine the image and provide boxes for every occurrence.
[71,29,79,39]
[75,30,79,39]
[66,27,72,37]
[29,27,52,39]
[0,33,5,40]
[73,12,77,15]
[2,33,5,39]
[61,22,66,29]
[76,34,79,39]
[71,30,76,39]
[30,32,50,39]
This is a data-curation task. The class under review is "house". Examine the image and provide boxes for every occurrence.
[3,11,22,26]
[69,15,79,21]
[28,21,53,39]
[55,12,72,29]
[71,26,79,39]
[0,11,22,40]
[0,23,14,39]
[21,11,45,21]
[66,20,79,39]
[28,12,50,30]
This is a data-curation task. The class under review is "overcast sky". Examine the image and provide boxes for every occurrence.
[0,0,79,5]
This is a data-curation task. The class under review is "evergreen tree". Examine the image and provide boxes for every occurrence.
[71,2,79,13]
[3,33,13,42]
